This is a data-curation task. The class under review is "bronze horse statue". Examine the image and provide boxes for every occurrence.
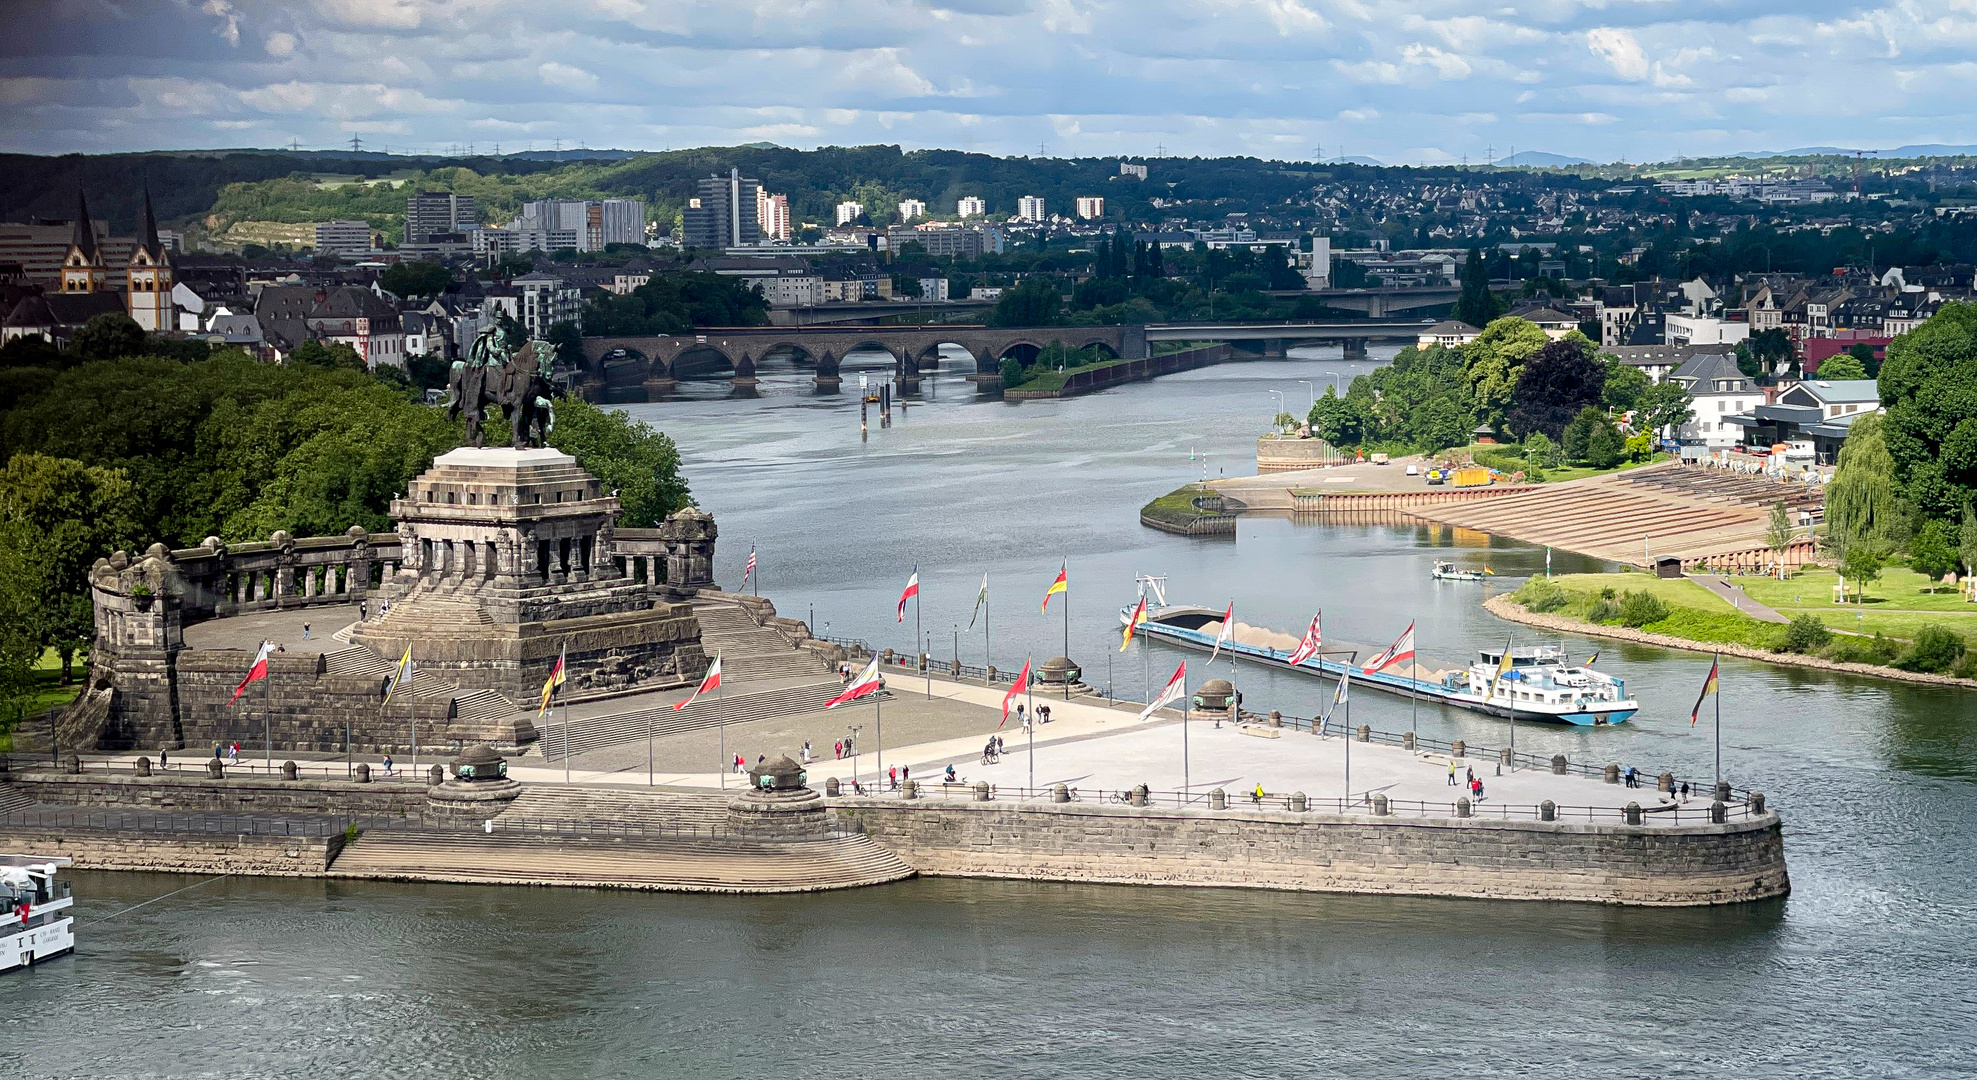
[446,327,558,449]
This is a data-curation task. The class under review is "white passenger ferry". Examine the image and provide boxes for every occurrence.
[1124,581,1637,726]
[2,855,75,973]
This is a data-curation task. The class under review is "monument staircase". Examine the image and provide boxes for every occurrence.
[0,786,35,816]
[321,644,521,719]
[692,601,833,681]
[531,680,847,760]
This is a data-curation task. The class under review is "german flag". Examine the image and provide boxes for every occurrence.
[1121,594,1148,651]
[1042,562,1068,613]
[1689,656,1720,726]
[538,645,567,717]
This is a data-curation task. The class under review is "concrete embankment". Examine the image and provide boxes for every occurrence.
[1003,345,1231,400]
[1486,593,1977,691]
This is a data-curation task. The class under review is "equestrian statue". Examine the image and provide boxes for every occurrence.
[446,326,559,449]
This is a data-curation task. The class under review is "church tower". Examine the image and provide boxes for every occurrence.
[126,185,174,331]
[60,190,107,294]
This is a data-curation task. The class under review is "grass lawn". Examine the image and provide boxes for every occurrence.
[1140,484,1218,528]
[1448,444,1670,484]
[1517,572,1786,650]
[2,648,84,751]
[1734,566,1977,641]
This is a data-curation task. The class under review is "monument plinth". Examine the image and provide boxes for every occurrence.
[354,447,704,708]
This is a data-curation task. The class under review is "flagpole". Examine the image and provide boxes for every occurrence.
[1182,670,1190,804]
[264,658,272,773]
[1410,617,1419,735]
[985,577,991,686]
[918,579,927,700]
[647,706,653,787]
[562,697,569,784]
[1062,559,1070,700]
[1345,676,1352,807]
[1714,652,1722,786]
[1026,663,1035,790]
[875,689,883,791]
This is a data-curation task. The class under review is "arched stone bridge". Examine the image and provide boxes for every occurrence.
[578,325,1147,398]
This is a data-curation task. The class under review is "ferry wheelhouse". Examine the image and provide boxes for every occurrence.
[2,855,75,973]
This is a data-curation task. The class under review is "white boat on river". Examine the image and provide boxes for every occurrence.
[1121,589,1638,727]
[3,855,75,973]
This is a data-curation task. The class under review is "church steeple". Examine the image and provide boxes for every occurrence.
[61,188,106,293]
[126,181,176,331]
[137,184,164,260]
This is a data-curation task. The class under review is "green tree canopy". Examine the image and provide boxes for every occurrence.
[1342,344,1476,453]
[1813,353,1868,381]
[1825,412,1906,552]
[69,312,149,362]
[1452,246,1503,329]
[380,260,453,297]
[1306,387,1363,446]
[545,398,691,528]
[1508,337,1606,441]
[1463,317,1550,434]
[1602,360,1650,413]
[988,278,1064,327]
[0,453,140,681]
[1879,301,1977,524]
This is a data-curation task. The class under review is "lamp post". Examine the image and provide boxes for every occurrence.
[1323,370,1342,394]
[1268,389,1284,424]
[1298,379,1315,412]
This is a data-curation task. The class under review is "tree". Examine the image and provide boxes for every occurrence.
[68,312,148,362]
[0,454,140,682]
[1635,380,1694,441]
[290,339,368,372]
[546,398,691,528]
[1584,413,1626,468]
[999,356,1027,387]
[1507,337,1606,441]
[1453,246,1503,329]
[1961,503,1977,596]
[1814,353,1868,381]
[1847,342,1880,378]
[545,321,584,371]
[1841,541,1885,606]
[1306,387,1362,445]
[1826,413,1905,553]
[988,278,1062,327]
[379,260,452,298]
[1879,302,1977,526]
[1910,520,1958,590]
[1463,317,1550,433]
[1766,501,1795,574]
[1562,406,1609,465]
[1603,360,1649,413]
[0,334,64,370]
[1523,432,1558,469]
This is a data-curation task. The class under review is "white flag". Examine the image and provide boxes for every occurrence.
[1138,661,1187,721]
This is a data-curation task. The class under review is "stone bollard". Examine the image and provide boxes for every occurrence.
[282,760,298,781]
[1710,800,1727,824]
[1541,800,1557,821]
[1751,792,1766,814]
[902,779,919,800]
[1289,792,1307,812]
[1714,780,1732,803]
[65,754,81,775]
[1052,783,1070,803]
[1551,754,1568,776]
[1371,794,1389,816]
[1130,784,1150,807]
[1209,788,1227,810]
[135,756,152,777]
[1625,802,1643,825]
[355,763,371,783]
[1403,731,1417,751]
[207,757,224,779]
[973,781,991,802]
[1456,797,1471,818]
[987,665,998,682]
[1500,747,1514,767]
[429,764,444,785]
[882,648,895,665]
[1269,710,1282,728]
[1657,772,1674,793]
[1604,764,1620,784]
[824,777,841,796]
[1356,724,1370,743]
[1451,739,1466,759]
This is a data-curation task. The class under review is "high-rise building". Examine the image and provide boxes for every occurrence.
[1017,196,1047,223]
[1074,196,1105,220]
[898,199,927,221]
[314,220,373,255]
[1119,161,1148,180]
[682,170,764,249]
[756,189,791,241]
[405,191,478,243]
[956,196,986,218]
[835,201,864,226]
[598,199,645,247]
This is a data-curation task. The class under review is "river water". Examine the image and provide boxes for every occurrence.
[7,349,1974,1078]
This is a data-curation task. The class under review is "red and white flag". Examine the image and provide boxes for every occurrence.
[998,656,1034,728]
[825,655,883,709]
[1363,622,1417,674]
[740,546,756,590]
[1207,601,1234,663]
[674,655,722,711]
[230,640,273,703]
[897,567,920,623]
[1287,612,1323,667]
[1137,661,1187,721]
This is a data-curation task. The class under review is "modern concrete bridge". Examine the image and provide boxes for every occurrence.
[1145,320,1435,358]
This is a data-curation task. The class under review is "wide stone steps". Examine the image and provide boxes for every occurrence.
[501,786,731,829]
[693,602,832,682]
[0,786,34,815]
[328,832,914,892]
[454,688,519,721]
[533,681,848,759]
[321,647,460,700]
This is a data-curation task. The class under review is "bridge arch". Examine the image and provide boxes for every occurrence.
[670,344,737,379]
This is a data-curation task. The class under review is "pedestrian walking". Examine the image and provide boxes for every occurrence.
[302,622,311,640]
[1039,704,1051,724]
[801,741,812,765]
[382,754,394,776]
[359,602,367,621]
[888,766,898,790]
[1447,762,1457,786]
[834,739,843,760]
[159,748,168,770]
[902,765,910,784]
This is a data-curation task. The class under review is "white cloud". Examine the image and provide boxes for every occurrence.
[265,32,299,58]
[1586,27,1650,81]
[200,0,240,45]
[538,62,598,90]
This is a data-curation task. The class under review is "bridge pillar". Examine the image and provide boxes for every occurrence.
[1261,338,1288,358]
[813,350,841,390]
[1366,294,1388,318]
[640,356,677,399]
[967,348,1003,386]
[1342,338,1369,360]
[733,352,758,387]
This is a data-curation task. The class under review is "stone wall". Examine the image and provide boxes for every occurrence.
[833,800,1789,906]
[5,772,431,816]
[0,829,342,876]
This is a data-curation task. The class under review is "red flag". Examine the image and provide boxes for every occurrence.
[1287,612,1323,667]
[825,655,883,709]
[230,640,273,703]
[999,656,1033,728]
[1363,622,1416,674]
[1137,661,1186,721]
[897,568,920,623]
[1207,601,1234,663]
[674,655,722,711]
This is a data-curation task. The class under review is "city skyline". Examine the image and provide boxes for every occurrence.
[1,1,1973,164]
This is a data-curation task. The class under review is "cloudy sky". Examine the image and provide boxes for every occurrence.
[3,0,1974,163]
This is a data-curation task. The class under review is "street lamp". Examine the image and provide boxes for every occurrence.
[1322,370,1343,394]
[1268,389,1284,422]
[1298,379,1314,412]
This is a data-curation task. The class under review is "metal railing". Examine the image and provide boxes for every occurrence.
[0,753,435,783]
[0,808,862,844]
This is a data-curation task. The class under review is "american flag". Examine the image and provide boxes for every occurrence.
[741,547,756,590]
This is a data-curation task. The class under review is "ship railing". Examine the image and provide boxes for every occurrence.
[827,783,1761,823]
